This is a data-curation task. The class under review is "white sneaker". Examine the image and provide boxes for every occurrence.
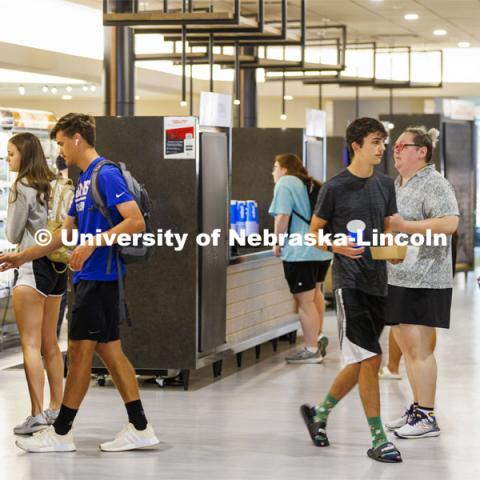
[379,366,402,380]
[385,404,415,431]
[99,423,159,452]
[13,414,49,435]
[394,410,440,439]
[43,408,60,425]
[15,426,76,452]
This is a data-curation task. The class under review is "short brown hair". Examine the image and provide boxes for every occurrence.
[50,113,96,146]
[346,117,387,157]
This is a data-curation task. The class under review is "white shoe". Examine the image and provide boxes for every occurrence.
[43,408,60,425]
[394,410,440,439]
[13,414,49,435]
[379,366,402,380]
[99,423,159,452]
[385,404,415,431]
[15,426,76,452]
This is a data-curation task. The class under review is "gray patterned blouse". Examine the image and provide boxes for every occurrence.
[387,164,459,289]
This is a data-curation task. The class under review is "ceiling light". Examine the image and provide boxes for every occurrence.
[82,85,89,92]
[280,114,287,121]
[433,29,447,36]
[283,95,294,101]
[180,100,187,107]
[404,13,419,21]
[42,85,49,93]
[62,94,73,100]
[458,41,471,48]
[66,85,72,92]
[89,85,96,92]
[233,99,241,105]
[135,95,140,101]
[18,85,25,95]
[388,122,395,130]
[51,87,58,94]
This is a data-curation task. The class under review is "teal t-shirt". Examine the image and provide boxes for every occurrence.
[268,175,333,263]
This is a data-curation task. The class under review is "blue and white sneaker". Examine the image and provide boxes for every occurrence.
[394,409,440,439]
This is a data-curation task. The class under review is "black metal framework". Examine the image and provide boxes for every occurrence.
[103,0,242,26]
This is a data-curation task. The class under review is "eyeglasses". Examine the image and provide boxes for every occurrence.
[392,143,422,153]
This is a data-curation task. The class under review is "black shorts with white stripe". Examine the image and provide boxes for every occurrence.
[334,288,385,365]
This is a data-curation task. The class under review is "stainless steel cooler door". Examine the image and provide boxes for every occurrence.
[305,139,326,182]
[199,132,228,353]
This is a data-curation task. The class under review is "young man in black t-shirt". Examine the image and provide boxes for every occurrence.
[300,118,402,463]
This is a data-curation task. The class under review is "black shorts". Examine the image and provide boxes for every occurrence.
[335,288,385,364]
[70,280,120,343]
[13,257,66,297]
[386,285,452,329]
[282,260,331,294]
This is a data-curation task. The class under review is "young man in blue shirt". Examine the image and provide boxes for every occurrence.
[0,113,159,453]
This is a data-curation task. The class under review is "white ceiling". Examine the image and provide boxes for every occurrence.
[1,0,479,102]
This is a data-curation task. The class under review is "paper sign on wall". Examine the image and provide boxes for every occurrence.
[305,109,327,138]
[199,91,232,128]
[164,117,197,159]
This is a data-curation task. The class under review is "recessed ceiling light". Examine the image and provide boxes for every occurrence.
[82,85,89,92]
[62,95,73,100]
[135,95,140,101]
[280,114,287,120]
[180,100,187,107]
[66,85,72,93]
[89,85,96,92]
[233,99,241,105]
[18,85,25,95]
[458,41,471,48]
[433,29,447,36]
[42,85,48,93]
[283,95,294,101]
[404,13,419,21]
[51,87,58,94]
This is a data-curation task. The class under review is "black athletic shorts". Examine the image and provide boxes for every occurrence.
[282,260,331,294]
[385,285,452,329]
[13,257,67,297]
[69,280,120,343]
[335,288,385,365]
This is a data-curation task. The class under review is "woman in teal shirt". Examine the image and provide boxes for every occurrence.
[269,153,332,364]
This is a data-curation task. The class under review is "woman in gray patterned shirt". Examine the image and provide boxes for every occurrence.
[384,126,459,439]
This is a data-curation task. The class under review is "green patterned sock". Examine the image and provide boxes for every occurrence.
[367,416,388,449]
[314,393,339,424]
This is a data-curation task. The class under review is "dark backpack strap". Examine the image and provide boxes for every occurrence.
[90,159,118,274]
[90,160,131,326]
[115,250,131,326]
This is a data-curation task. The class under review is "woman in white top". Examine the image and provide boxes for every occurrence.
[6,133,67,434]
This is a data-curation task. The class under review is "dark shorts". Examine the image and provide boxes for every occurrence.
[282,260,331,294]
[386,285,452,329]
[335,288,385,365]
[69,280,120,343]
[13,257,67,297]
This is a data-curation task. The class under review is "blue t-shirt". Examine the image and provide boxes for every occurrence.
[269,175,333,263]
[68,157,134,283]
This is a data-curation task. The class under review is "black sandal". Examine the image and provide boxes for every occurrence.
[367,442,402,463]
[300,404,329,447]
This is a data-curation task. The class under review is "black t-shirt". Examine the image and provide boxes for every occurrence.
[314,168,397,296]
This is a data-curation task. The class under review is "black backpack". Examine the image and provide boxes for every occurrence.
[288,178,321,233]
[89,159,154,324]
